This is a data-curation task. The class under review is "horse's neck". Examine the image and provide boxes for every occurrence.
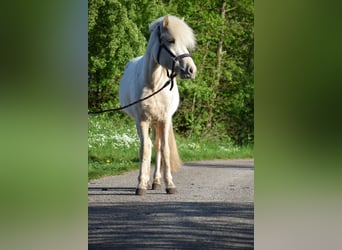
[142,54,167,90]
[142,36,169,90]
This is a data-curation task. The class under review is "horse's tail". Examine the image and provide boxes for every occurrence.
[168,123,182,172]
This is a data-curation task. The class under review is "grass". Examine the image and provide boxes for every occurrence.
[88,114,253,181]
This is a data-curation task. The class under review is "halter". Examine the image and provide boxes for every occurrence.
[156,28,192,91]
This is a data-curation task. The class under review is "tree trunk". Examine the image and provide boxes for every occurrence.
[207,0,226,130]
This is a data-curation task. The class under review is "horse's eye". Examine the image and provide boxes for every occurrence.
[168,39,175,44]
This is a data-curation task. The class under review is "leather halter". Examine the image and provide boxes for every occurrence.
[156,28,192,90]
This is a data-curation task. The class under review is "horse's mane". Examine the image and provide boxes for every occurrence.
[149,15,196,51]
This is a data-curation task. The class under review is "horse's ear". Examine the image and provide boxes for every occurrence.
[163,16,169,28]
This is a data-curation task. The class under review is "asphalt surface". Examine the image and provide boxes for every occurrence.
[88,159,254,249]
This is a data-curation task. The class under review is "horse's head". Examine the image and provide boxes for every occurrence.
[150,16,197,80]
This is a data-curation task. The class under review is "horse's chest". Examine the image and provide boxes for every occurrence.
[141,92,178,120]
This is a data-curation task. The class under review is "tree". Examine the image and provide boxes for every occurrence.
[88,0,147,110]
[167,0,254,144]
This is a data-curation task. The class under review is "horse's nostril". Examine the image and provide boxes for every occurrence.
[188,67,193,74]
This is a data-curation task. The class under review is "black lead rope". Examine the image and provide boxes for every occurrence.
[88,80,171,115]
[88,52,191,115]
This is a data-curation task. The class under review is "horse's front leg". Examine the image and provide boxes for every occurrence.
[136,120,152,195]
[161,120,177,194]
[152,122,162,190]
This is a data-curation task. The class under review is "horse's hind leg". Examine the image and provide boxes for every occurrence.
[136,120,152,195]
[152,122,162,190]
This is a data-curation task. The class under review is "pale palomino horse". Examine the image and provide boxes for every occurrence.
[119,16,197,195]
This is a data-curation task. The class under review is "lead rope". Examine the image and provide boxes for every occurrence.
[88,79,172,115]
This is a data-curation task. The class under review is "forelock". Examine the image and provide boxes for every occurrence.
[167,16,196,51]
[149,16,196,51]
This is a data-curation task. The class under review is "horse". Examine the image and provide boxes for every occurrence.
[119,15,197,195]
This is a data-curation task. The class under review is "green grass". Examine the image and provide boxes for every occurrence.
[88,114,253,181]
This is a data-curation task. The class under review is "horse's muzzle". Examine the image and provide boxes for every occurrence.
[180,65,196,79]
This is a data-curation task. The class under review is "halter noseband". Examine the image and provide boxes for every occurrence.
[156,29,192,91]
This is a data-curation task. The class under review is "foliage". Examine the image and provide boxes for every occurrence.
[88,0,254,144]
[88,0,147,110]
[88,113,140,180]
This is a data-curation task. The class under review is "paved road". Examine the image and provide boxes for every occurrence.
[88,159,254,249]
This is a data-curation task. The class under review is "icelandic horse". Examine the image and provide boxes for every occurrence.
[119,15,197,195]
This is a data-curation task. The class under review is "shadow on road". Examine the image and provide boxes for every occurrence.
[89,201,254,249]
[185,162,254,170]
[88,187,136,196]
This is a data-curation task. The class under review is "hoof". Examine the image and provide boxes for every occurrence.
[166,188,177,194]
[152,183,161,190]
[135,188,147,195]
